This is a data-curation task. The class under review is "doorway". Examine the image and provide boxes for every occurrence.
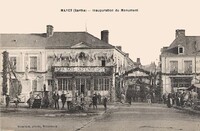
[81,85,85,94]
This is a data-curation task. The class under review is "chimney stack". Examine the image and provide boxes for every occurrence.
[116,46,122,51]
[46,25,54,37]
[137,58,141,65]
[176,29,185,38]
[101,30,109,43]
[125,53,129,57]
[161,46,168,53]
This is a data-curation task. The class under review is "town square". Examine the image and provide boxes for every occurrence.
[1,0,200,131]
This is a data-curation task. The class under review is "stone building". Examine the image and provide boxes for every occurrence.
[0,25,132,103]
[160,29,200,94]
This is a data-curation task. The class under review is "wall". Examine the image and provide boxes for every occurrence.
[0,47,129,103]
[162,56,200,74]
[0,49,46,102]
[161,55,200,94]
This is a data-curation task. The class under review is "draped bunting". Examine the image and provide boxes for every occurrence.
[47,51,114,65]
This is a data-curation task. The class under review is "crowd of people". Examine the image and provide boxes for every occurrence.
[162,90,199,108]
[5,94,21,108]
[5,89,199,111]
[125,91,155,105]
[25,91,109,111]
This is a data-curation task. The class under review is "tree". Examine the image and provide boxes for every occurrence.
[2,51,9,95]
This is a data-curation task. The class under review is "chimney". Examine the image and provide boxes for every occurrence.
[101,30,109,43]
[161,46,168,53]
[46,25,54,37]
[137,58,141,65]
[125,53,129,57]
[176,29,185,38]
[116,46,122,51]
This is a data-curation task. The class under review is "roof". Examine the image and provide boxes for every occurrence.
[161,35,200,56]
[125,61,160,76]
[0,32,114,49]
[141,62,157,72]
[124,57,135,71]
[126,67,151,75]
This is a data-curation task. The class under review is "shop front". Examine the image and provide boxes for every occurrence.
[52,66,114,100]
[170,76,193,92]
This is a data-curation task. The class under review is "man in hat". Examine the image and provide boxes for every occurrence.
[92,93,98,109]
[66,91,72,110]
[61,91,66,109]
[53,92,60,109]
[5,94,10,108]
[103,96,108,110]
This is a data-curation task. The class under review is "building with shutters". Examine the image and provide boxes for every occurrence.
[160,29,200,94]
[0,25,133,103]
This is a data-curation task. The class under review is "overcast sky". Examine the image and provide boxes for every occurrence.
[0,0,200,65]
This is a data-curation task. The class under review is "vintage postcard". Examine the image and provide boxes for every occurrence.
[0,0,200,131]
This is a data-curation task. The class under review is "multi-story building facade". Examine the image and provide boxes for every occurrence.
[160,29,200,94]
[0,25,132,103]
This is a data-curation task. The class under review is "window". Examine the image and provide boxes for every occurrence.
[178,46,184,54]
[184,61,192,74]
[68,80,72,90]
[170,61,178,74]
[58,79,62,90]
[48,80,53,86]
[94,79,98,90]
[76,79,81,90]
[94,78,110,91]
[171,77,192,88]
[58,79,67,90]
[32,80,37,91]
[9,57,17,71]
[86,79,91,90]
[58,78,73,91]
[105,79,110,91]
[99,78,103,90]
[63,79,67,90]
[30,56,37,71]
[102,60,106,66]
[74,78,90,92]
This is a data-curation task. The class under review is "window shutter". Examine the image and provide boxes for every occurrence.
[20,53,23,71]
[24,54,28,71]
[16,56,20,72]
[37,56,41,71]
[32,80,37,91]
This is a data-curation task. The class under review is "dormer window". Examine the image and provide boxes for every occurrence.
[179,47,183,53]
[178,46,184,54]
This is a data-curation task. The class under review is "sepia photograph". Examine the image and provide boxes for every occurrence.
[0,0,200,131]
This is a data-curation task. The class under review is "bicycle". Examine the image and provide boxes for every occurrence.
[69,101,88,112]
